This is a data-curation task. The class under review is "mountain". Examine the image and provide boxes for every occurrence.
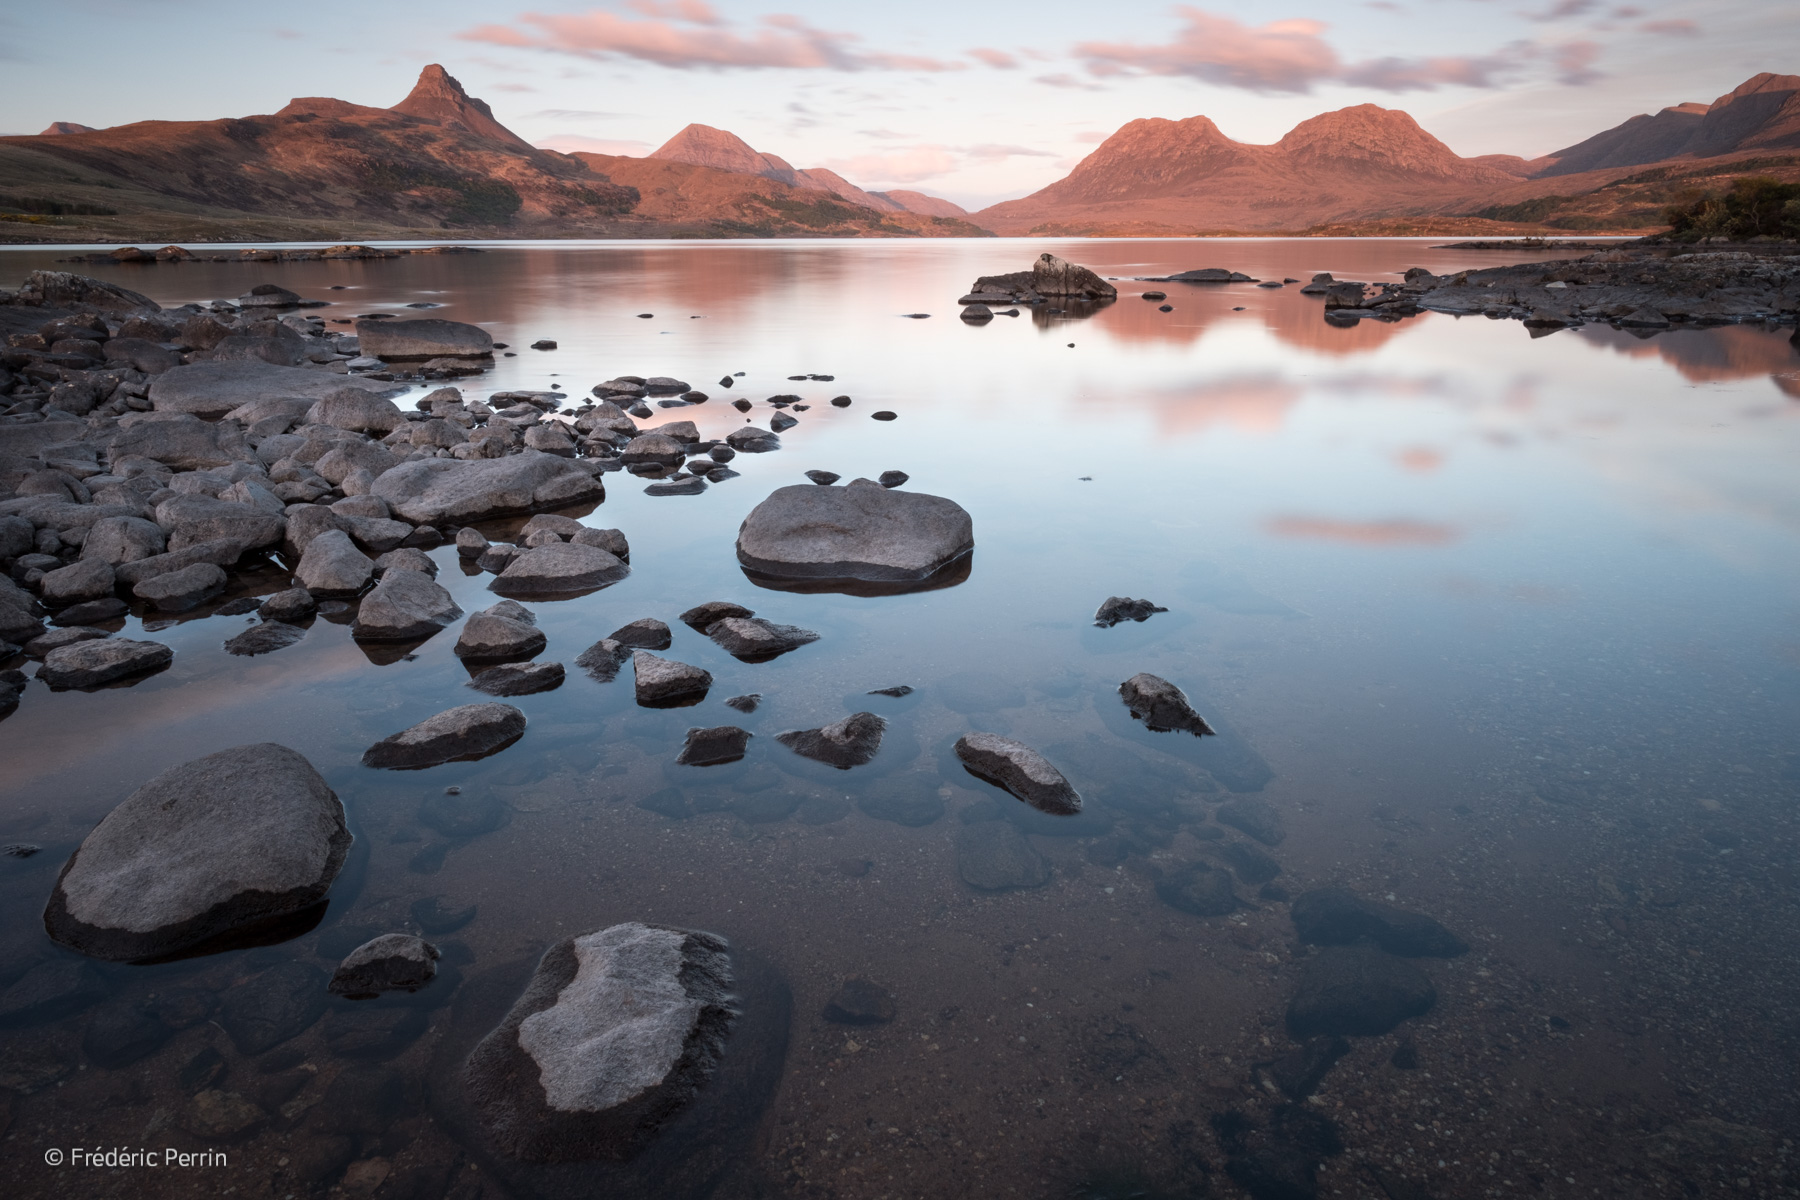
[1538,74,1800,176]
[975,105,1522,234]
[873,190,970,219]
[390,64,535,152]
[39,122,95,136]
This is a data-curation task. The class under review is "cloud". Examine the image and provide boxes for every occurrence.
[1526,0,1597,20]
[1073,8,1512,94]
[1034,72,1105,91]
[968,47,1018,69]
[1640,18,1699,35]
[824,145,959,183]
[962,143,1058,161]
[1072,130,1109,143]
[1552,39,1603,84]
[535,134,655,155]
[529,108,631,120]
[461,8,961,72]
[492,82,537,92]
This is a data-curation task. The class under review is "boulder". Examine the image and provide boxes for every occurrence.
[1119,673,1215,736]
[104,336,180,375]
[608,618,671,650]
[463,923,736,1162]
[467,662,565,696]
[632,651,711,707]
[371,451,605,525]
[955,822,1049,890]
[313,440,398,487]
[574,638,630,683]
[1288,888,1468,958]
[224,621,308,656]
[154,495,284,554]
[724,427,780,453]
[149,361,400,420]
[679,601,752,631]
[676,725,753,766]
[259,587,315,622]
[1216,797,1286,847]
[42,744,350,961]
[356,318,493,361]
[306,390,408,434]
[1155,863,1240,916]
[1033,254,1115,299]
[953,733,1080,815]
[114,539,242,586]
[295,529,373,597]
[621,434,684,468]
[1094,597,1167,627]
[133,562,226,612]
[735,479,973,585]
[351,569,463,641]
[108,414,255,471]
[329,935,440,999]
[776,713,886,769]
[490,543,628,597]
[455,601,545,659]
[705,617,818,661]
[1286,944,1437,1038]
[39,638,171,689]
[16,269,158,314]
[39,559,116,605]
[362,703,527,769]
[80,516,167,566]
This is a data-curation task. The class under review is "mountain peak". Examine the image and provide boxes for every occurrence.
[390,64,530,149]
[1277,105,1470,178]
[649,124,799,185]
[39,122,96,136]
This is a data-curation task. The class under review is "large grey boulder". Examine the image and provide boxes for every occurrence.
[81,516,166,566]
[313,440,398,487]
[39,638,171,688]
[356,318,493,361]
[362,703,526,769]
[464,923,736,1162]
[17,269,158,315]
[372,451,604,525]
[1031,252,1116,299]
[114,539,242,586]
[133,562,226,612]
[633,652,711,707]
[736,479,972,585]
[294,529,373,596]
[1119,673,1215,736]
[108,414,255,470]
[42,744,351,962]
[329,934,439,999]
[456,601,545,659]
[490,543,628,598]
[953,733,1081,815]
[39,558,116,605]
[154,495,284,554]
[351,569,463,641]
[621,434,684,467]
[149,361,400,420]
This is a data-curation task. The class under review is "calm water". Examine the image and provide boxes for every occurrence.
[1,239,1798,1199]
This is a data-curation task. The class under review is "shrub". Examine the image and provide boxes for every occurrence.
[1664,175,1800,240]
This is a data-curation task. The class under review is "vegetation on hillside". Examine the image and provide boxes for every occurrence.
[1663,175,1800,241]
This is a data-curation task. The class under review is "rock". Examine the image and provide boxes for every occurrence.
[1217,798,1286,847]
[371,451,604,525]
[736,479,972,585]
[1094,596,1167,627]
[412,896,477,935]
[822,979,895,1026]
[259,587,315,622]
[180,1090,267,1140]
[621,434,685,467]
[574,638,630,683]
[39,559,117,606]
[871,411,897,421]
[456,527,490,558]
[1220,841,1282,885]
[491,543,629,597]
[114,539,242,587]
[1619,306,1670,328]
[645,475,707,497]
[355,318,493,361]
[224,621,307,656]
[80,516,166,566]
[463,923,737,1161]
[296,529,374,597]
[1032,253,1116,299]
[314,441,399,487]
[330,935,440,999]
[725,426,780,452]
[43,745,350,961]
[956,821,1049,890]
[239,284,303,308]
[38,638,171,689]
[960,303,993,321]
[132,562,226,612]
[877,471,908,488]
[724,694,760,713]
[609,618,671,650]
[306,390,407,434]
[352,569,463,641]
[1288,888,1468,957]
[769,413,798,433]
[679,601,753,631]
[776,712,886,769]
[571,526,628,557]
[1155,862,1240,916]
[1286,944,1436,1038]
[456,601,545,659]
[25,626,108,657]
[805,470,839,485]
[1119,673,1215,736]
[954,733,1080,815]
[1262,1036,1351,1101]
[468,661,565,696]
[220,962,329,1055]
[363,704,526,769]
[633,651,712,707]
[375,547,436,576]
[677,726,752,766]
[155,494,284,555]
[149,361,399,420]
[46,598,127,626]
[705,616,818,661]
[0,961,110,1025]
[16,269,158,314]
[83,999,174,1067]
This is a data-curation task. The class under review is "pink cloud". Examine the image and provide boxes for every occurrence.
[1553,39,1603,84]
[1640,18,1699,36]
[1527,0,1597,21]
[535,134,654,155]
[1074,8,1512,94]
[824,145,959,183]
[969,47,1018,69]
[460,9,961,72]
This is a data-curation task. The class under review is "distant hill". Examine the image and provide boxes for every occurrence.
[1536,73,1800,176]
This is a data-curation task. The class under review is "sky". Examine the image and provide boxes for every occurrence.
[0,0,1791,208]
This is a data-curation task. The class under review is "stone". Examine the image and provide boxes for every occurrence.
[769,413,798,433]
[362,704,527,769]
[633,651,711,707]
[80,516,166,566]
[314,441,399,487]
[571,526,628,556]
[704,616,820,662]
[1288,888,1468,958]
[83,999,174,1067]
[43,745,350,961]
[822,978,895,1026]
[491,543,629,597]
[609,617,672,650]
[259,587,315,622]
[468,662,565,696]
[724,694,760,714]
[574,638,629,683]
[463,923,737,1162]
[677,726,753,766]
[220,962,329,1054]
[38,638,171,689]
[1220,841,1282,885]
[1033,253,1116,298]
[411,896,477,935]
[155,494,284,555]
[375,547,436,576]
[777,712,886,770]
[725,426,780,453]
[1155,862,1240,916]
[133,562,226,612]
[679,601,753,631]
[329,934,440,999]
[456,601,545,659]
[1119,673,1215,736]
[455,527,489,558]
[805,470,839,485]
[180,1090,266,1140]
[1217,798,1286,847]
[149,361,399,420]
[645,475,706,497]
[39,558,116,605]
[736,479,972,585]
[46,598,127,626]
[877,471,908,488]
[371,451,604,525]
[295,529,374,597]
[621,434,685,467]
[352,569,463,641]
[1286,944,1436,1038]
[239,284,303,308]
[114,540,242,587]
[1263,1036,1351,1101]
[954,733,1080,815]
[355,318,493,360]
[1094,596,1167,627]
[25,626,108,657]
[307,389,407,435]
[0,961,111,1025]
[956,821,1049,890]
[225,621,308,656]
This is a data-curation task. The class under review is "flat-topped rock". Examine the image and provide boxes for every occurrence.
[43,744,350,962]
[329,934,440,999]
[490,543,628,597]
[954,733,1080,815]
[371,451,604,525]
[677,726,752,766]
[133,562,226,612]
[362,703,526,769]
[777,712,886,770]
[706,616,817,661]
[633,651,711,707]
[456,601,544,659]
[736,479,972,585]
[148,361,400,420]
[356,317,493,361]
[467,661,565,696]
[352,568,462,642]
[39,638,171,689]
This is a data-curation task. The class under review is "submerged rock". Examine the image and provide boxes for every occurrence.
[776,712,886,769]
[463,922,737,1162]
[955,821,1049,890]
[1155,862,1240,916]
[1286,943,1436,1037]
[1289,888,1468,958]
[43,744,350,962]
[467,661,565,697]
[575,638,630,683]
[736,479,972,586]
[953,733,1080,815]
[706,617,818,661]
[329,935,440,999]
[677,726,753,767]
[679,601,754,632]
[224,621,307,657]
[633,651,712,707]
[1119,673,1215,736]
[822,978,895,1026]
[1094,596,1167,627]
[1217,797,1286,847]
[362,704,526,769]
